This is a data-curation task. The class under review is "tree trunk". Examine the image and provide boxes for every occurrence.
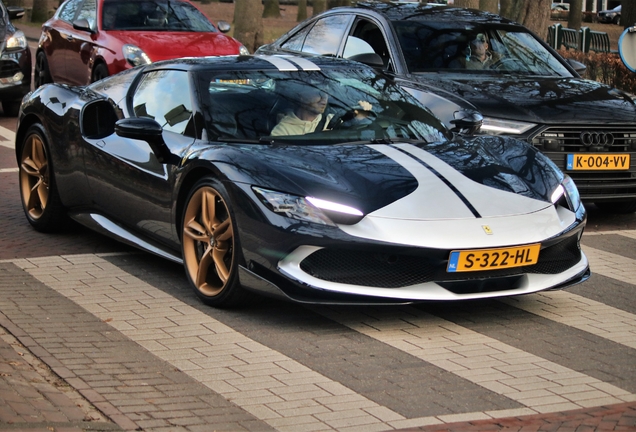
[479,0,498,14]
[297,0,307,21]
[499,0,551,40]
[233,0,264,53]
[313,0,327,16]
[623,0,636,29]
[454,0,479,9]
[31,0,49,22]
[262,0,281,19]
[568,0,583,30]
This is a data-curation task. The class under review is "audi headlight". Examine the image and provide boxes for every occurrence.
[5,30,27,50]
[123,44,151,67]
[551,175,581,212]
[480,117,536,135]
[252,187,363,226]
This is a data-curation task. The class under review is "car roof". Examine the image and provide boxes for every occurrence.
[144,54,382,74]
[353,1,515,25]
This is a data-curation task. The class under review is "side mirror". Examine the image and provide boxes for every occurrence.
[115,118,175,163]
[450,110,483,135]
[7,6,25,20]
[566,58,587,76]
[347,53,385,69]
[618,26,636,72]
[217,20,231,33]
[73,18,94,33]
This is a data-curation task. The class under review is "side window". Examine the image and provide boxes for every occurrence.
[75,0,96,29]
[132,70,195,136]
[350,19,391,69]
[58,0,83,22]
[301,15,351,56]
[280,24,312,52]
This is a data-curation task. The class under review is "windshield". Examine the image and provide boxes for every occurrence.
[393,22,573,76]
[196,67,450,145]
[102,0,216,32]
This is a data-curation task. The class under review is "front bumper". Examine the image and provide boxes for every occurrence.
[0,48,32,101]
[233,182,589,304]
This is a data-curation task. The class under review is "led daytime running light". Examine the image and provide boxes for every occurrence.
[306,197,363,216]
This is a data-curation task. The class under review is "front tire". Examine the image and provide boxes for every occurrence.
[19,124,68,232]
[181,177,248,307]
[91,63,109,83]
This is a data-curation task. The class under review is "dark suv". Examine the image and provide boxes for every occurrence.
[0,0,31,116]
[257,2,636,213]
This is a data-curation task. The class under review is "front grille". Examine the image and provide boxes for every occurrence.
[531,126,636,200]
[298,235,581,290]
[531,126,636,153]
[0,60,21,78]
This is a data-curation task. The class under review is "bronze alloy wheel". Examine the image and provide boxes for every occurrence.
[20,132,50,221]
[18,125,67,232]
[182,179,244,306]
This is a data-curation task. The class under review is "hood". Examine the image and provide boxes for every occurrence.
[416,75,636,124]
[207,136,561,221]
[108,31,241,60]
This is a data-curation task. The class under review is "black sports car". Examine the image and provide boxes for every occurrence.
[256,2,636,213]
[16,55,589,307]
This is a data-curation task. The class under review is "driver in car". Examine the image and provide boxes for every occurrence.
[271,87,333,136]
[465,33,499,69]
[271,87,373,136]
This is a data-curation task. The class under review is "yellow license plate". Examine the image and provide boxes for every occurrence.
[447,244,541,273]
[566,154,630,171]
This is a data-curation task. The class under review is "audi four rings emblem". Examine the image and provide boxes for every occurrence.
[580,131,614,146]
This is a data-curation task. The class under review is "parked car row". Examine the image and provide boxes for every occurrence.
[34,0,249,88]
[597,5,621,25]
[0,1,31,117]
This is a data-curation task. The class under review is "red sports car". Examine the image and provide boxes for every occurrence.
[35,0,249,87]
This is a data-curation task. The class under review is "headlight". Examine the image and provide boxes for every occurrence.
[480,117,536,135]
[238,44,250,56]
[123,44,151,67]
[252,187,363,226]
[552,175,581,212]
[5,30,27,50]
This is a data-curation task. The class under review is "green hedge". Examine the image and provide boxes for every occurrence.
[558,49,636,95]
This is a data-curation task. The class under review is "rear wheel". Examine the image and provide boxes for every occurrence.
[181,177,248,307]
[91,63,109,83]
[595,199,636,214]
[34,52,52,89]
[19,124,68,232]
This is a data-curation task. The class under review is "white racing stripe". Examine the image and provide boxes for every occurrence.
[368,144,475,219]
[284,56,321,71]
[257,55,299,71]
[394,143,552,217]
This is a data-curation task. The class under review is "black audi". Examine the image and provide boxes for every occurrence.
[257,2,636,213]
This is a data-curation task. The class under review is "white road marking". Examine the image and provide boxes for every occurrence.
[0,125,16,148]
